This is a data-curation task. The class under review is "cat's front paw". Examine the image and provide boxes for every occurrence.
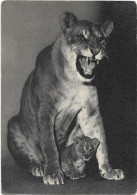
[43,164,64,185]
[100,168,125,181]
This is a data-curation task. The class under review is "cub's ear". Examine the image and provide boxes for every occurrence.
[74,137,80,145]
[92,138,100,148]
[100,20,114,37]
[60,12,78,32]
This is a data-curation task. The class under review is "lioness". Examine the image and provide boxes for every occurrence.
[7,12,125,185]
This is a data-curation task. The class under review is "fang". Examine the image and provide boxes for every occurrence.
[88,57,90,65]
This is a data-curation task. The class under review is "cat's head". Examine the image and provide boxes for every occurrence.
[60,12,113,82]
[74,136,100,161]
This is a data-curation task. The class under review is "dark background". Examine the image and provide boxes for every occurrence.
[96,1,136,178]
[2,1,136,194]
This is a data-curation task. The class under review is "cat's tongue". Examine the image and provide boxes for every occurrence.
[79,56,96,75]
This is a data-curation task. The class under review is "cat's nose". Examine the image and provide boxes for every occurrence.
[85,154,90,159]
[90,48,100,57]
[93,49,100,55]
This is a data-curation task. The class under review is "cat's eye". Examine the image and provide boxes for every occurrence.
[77,34,85,41]
[98,37,104,43]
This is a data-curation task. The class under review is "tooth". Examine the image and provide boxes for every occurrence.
[88,57,90,65]
[97,61,99,64]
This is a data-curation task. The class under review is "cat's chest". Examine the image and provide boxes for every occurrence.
[73,86,91,104]
[57,83,97,111]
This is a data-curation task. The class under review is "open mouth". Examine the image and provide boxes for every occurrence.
[76,55,97,79]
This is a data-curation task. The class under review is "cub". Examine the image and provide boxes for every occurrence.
[61,137,100,180]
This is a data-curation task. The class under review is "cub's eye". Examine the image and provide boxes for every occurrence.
[98,37,104,43]
[80,148,85,153]
[89,149,93,153]
[77,34,85,41]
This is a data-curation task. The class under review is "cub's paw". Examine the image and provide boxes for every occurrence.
[43,165,64,185]
[70,175,81,180]
[29,163,44,177]
[80,173,86,178]
[101,168,125,181]
[67,172,81,180]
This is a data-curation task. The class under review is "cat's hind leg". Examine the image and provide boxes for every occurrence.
[7,115,44,177]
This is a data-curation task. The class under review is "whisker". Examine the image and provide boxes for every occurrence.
[103,53,110,62]
[104,52,110,57]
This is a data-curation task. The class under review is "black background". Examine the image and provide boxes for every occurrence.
[87,1,136,180]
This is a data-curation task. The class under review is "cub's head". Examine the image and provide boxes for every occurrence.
[60,12,113,82]
[74,137,100,161]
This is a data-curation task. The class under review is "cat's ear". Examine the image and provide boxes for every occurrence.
[60,12,78,32]
[100,20,113,37]
[74,137,80,145]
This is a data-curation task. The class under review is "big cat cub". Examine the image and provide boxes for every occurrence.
[7,12,125,185]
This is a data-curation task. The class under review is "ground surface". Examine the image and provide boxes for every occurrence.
[2,160,136,194]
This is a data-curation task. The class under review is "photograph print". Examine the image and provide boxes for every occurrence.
[1,1,136,194]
